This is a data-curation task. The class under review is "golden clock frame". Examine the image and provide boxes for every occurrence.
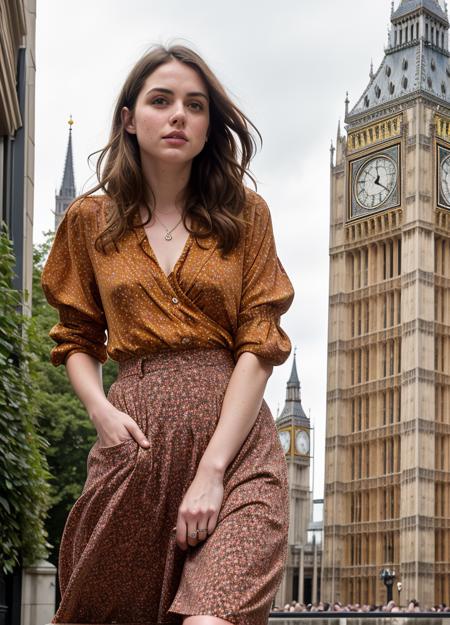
[278,425,312,457]
[278,427,292,455]
[346,139,402,223]
[435,115,450,212]
[436,140,450,211]
[294,426,311,457]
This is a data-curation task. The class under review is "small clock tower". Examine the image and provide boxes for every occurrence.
[275,349,313,605]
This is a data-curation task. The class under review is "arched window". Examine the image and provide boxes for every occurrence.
[416,22,419,39]
[411,24,414,40]
[426,22,429,41]
[442,32,445,48]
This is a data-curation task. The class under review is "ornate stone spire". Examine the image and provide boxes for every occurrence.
[54,116,77,230]
[277,348,309,425]
[59,115,76,198]
[392,0,448,22]
[347,1,450,121]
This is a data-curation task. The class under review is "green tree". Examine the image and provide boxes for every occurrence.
[32,230,118,565]
[0,222,51,574]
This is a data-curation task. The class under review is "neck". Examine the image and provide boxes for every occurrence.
[141,154,192,213]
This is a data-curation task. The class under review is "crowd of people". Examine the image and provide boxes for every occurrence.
[272,599,450,613]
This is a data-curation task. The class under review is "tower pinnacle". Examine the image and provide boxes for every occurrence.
[277,349,309,424]
[54,116,77,229]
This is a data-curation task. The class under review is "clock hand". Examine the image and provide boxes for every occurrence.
[375,180,390,192]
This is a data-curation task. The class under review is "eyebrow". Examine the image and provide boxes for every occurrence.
[145,87,209,101]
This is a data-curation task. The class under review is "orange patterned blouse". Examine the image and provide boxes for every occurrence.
[41,188,295,368]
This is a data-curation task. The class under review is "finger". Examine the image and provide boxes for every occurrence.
[176,517,188,551]
[187,519,199,547]
[196,516,209,542]
[129,423,150,449]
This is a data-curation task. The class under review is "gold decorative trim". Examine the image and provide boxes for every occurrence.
[347,114,403,154]
[435,114,450,141]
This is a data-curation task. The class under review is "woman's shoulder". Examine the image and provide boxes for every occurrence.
[242,186,272,223]
[63,194,109,230]
[66,193,108,215]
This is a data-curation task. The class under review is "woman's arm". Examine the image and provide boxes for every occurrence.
[65,352,150,449]
[174,351,273,550]
[198,351,273,475]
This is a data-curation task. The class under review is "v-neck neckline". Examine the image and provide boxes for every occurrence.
[137,223,193,279]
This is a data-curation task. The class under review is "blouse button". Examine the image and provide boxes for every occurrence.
[182,337,191,344]
[171,297,179,304]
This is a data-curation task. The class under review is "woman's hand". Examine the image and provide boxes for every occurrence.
[89,400,150,450]
[174,464,225,550]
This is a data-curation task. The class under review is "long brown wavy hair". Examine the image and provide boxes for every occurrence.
[77,44,262,255]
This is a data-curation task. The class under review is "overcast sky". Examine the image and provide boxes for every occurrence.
[35,0,404,498]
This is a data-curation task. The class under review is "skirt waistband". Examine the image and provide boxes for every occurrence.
[117,347,234,379]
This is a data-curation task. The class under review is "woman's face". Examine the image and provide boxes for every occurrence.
[122,59,210,169]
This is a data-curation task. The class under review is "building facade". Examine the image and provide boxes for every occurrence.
[0,2,37,624]
[323,0,450,607]
[0,0,35,306]
[275,352,322,607]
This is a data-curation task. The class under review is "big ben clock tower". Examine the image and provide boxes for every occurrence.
[275,349,313,606]
[324,0,450,607]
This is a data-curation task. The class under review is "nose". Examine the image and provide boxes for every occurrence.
[169,101,186,126]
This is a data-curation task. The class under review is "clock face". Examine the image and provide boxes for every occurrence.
[278,430,291,454]
[295,430,310,455]
[440,153,450,206]
[354,155,397,210]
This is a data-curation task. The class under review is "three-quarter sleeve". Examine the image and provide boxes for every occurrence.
[41,198,108,367]
[233,193,295,366]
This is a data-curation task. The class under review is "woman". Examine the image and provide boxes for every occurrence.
[41,44,295,625]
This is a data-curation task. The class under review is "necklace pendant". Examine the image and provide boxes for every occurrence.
[164,232,173,241]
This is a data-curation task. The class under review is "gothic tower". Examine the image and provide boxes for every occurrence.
[324,0,450,606]
[275,350,313,605]
[55,116,76,230]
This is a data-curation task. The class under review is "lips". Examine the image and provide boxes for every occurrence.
[163,131,188,140]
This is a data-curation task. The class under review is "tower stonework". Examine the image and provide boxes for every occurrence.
[55,116,76,230]
[323,0,450,607]
[275,352,314,606]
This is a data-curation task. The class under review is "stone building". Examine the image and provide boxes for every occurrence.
[0,0,35,306]
[324,0,450,607]
[274,352,322,607]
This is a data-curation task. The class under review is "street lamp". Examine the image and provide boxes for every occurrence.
[380,568,396,603]
[397,581,403,607]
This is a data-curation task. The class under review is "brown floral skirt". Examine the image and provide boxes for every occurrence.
[51,347,289,625]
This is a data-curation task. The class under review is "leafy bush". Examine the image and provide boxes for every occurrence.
[0,221,52,574]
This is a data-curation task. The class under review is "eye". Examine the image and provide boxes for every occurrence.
[188,101,204,111]
[151,96,168,106]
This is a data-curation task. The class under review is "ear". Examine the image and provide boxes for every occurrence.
[121,106,136,134]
